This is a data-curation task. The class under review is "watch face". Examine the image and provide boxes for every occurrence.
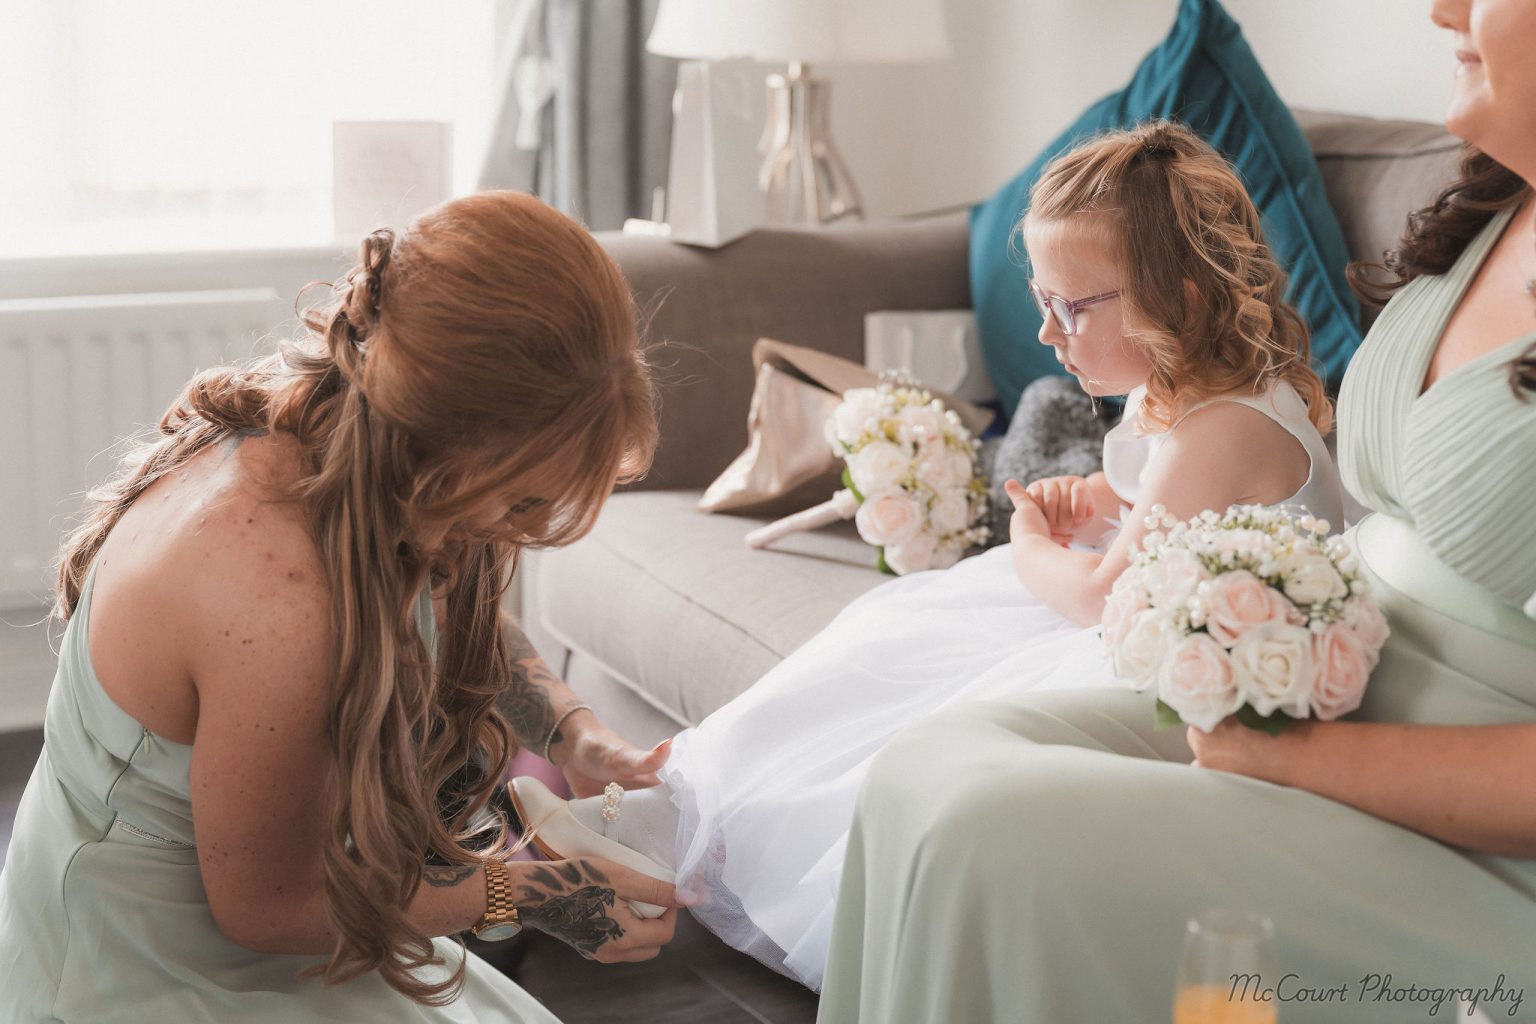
[476,922,522,942]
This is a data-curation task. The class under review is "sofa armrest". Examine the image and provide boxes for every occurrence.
[598,211,970,492]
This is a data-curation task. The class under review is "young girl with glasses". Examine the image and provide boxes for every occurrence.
[506,119,1345,991]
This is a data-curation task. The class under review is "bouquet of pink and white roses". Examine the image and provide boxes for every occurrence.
[1103,504,1389,734]
[745,376,990,574]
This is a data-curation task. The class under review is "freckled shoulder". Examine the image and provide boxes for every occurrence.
[173,435,333,689]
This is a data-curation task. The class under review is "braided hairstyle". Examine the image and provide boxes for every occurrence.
[1020,119,1332,435]
[54,192,659,1004]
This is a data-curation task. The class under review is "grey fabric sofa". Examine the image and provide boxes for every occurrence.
[519,110,1462,755]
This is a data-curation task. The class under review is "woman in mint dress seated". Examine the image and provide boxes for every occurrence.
[817,1,1536,1021]
[0,193,682,1021]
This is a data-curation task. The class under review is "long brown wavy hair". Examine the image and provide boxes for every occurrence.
[53,191,659,1003]
[1347,145,1536,398]
[1022,120,1332,435]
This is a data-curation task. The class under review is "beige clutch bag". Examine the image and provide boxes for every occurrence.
[699,338,994,517]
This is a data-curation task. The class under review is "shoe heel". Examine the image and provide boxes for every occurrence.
[508,777,672,921]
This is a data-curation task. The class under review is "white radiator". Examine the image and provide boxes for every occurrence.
[0,288,285,611]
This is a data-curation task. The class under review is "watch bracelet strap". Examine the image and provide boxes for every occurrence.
[479,857,520,930]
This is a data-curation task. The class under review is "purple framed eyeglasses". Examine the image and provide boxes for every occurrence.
[1028,280,1121,337]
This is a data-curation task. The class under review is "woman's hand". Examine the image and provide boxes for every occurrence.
[513,856,683,963]
[553,713,672,798]
[1022,475,1095,545]
[1187,717,1314,786]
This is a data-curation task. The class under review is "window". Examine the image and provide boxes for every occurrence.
[0,0,500,257]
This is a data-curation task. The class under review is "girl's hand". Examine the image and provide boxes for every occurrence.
[555,714,672,798]
[514,856,682,963]
[1003,479,1055,544]
[1188,717,1313,786]
[1023,475,1095,545]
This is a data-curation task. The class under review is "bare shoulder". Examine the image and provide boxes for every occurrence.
[173,433,331,688]
[1165,399,1298,455]
[1139,399,1308,514]
[84,431,333,746]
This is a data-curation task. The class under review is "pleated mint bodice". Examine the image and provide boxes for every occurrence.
[1338,206,1536,621]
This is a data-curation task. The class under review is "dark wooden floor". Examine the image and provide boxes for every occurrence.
[1,728,819,1023]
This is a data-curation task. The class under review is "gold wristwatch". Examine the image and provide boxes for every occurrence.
[471,859,522,941]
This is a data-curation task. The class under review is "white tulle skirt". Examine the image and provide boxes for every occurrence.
[659,543,1125,990]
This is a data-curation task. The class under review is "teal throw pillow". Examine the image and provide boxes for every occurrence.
[969,0,1362,419]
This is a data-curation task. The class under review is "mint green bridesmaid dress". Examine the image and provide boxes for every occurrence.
[0,563,562,1022]
[817,208,1536,1023]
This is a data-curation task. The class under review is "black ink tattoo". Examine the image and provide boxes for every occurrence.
[514,857,629,957]
[423,864,477,888]
[520,886,624,956]
[498,619,561,747]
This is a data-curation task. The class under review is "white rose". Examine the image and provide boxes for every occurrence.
[1143,548,1211,611]
[1157,634,1242,733]
[1109,610,1175,688]
[854,489,923,547]
[930,541,964,571]
[884,530,938,575]
[849,440,910,496]
[928,491,972,535]
[831,389,883,446]
[1230,624,1315,718]
[1202,570,1297,647]
[1282,552,1349,607]
[914,444,972,491]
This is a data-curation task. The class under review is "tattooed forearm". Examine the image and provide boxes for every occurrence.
[497,614,575,747]
[515,857,625,957]
[423,864,478,888]
[500,658,558,746]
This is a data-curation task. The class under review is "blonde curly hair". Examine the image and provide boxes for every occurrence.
[1021,120,1332,435]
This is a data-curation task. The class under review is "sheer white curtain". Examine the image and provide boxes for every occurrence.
[0,0,497,256]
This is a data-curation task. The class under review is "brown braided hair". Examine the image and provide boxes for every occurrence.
[54,192,659,1004]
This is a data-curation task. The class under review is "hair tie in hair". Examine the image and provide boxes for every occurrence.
[1139,132,1180,160]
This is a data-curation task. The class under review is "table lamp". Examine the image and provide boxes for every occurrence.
[647,0,951,226]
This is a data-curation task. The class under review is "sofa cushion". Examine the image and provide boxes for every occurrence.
[523,491,885,728]
[1291,110,1462,328]
[969,0,1362,418]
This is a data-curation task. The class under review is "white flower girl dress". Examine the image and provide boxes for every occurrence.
[591,381,1342,990]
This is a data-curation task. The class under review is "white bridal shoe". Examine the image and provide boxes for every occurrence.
[507,776,674,919]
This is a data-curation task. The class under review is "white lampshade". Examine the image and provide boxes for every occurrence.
[646,0,951,64]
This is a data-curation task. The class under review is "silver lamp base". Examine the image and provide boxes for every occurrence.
[759,61,864,226]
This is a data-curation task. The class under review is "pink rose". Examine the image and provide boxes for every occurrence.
[1203,571,1296,647]
[1310,623,1371,720]
[1157,634,1242,733]
[1102,573,1148,650]
[855,489,923,547]
[1345,599,1390,662]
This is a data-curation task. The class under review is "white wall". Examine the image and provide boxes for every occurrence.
[829,0,1454,218]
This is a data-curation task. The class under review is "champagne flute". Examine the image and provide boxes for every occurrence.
[1173,908,1278,1024]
